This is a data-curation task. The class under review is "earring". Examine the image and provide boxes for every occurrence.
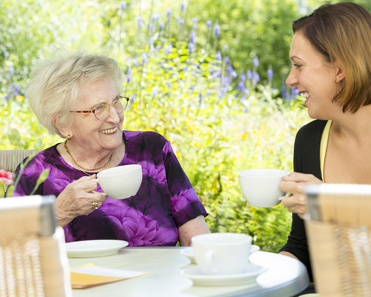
[335,80,338,84]
[67,134,71,140]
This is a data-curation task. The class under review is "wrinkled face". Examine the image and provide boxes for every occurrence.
[68,79,124,152]
[286,30,339,119]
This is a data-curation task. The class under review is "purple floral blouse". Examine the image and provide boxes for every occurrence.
[14,131,208,246]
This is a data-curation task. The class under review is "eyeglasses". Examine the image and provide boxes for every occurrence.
[70,96,129,120]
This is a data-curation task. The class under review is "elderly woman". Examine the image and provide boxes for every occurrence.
[278,2,371,293]
[14,52,210,246]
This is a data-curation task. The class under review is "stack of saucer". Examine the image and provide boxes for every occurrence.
[179,233,268,286]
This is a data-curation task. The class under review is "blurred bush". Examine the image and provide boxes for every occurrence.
[3,0,363,251]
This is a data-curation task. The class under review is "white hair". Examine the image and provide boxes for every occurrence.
[26,51,123,137]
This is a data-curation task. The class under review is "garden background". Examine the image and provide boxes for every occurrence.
[1,0,370,251]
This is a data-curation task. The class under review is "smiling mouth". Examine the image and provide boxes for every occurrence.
[100,127,118,134]
[300,93,310,98]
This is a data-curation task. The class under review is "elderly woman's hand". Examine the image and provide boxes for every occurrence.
[54,175,107,227]
[280,172,322,219]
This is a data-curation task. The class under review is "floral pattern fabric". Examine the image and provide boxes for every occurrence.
[14,131,208,246]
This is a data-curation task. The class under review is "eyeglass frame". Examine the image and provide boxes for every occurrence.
[70,96,129,120]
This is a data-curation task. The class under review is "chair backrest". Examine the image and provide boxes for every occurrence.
[0,195,72,297]
[0,150,36,172]
[305,184,371,297]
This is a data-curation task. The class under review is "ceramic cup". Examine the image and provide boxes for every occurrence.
[192,233,252,275]
[239,169,290,207]
[92,164,142,199]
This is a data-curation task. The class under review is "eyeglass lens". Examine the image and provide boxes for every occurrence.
[94,97,128,120]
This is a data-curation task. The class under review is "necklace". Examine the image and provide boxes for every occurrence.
[64,140,114,173]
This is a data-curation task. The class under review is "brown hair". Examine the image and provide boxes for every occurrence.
[293,2,371,113]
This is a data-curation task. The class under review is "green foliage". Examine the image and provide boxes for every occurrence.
[0,0,318,252]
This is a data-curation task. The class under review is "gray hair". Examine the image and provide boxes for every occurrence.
[26,51,124,137]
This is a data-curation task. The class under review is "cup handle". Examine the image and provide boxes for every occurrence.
[204,250,218,274]
[278,192,291,201]
[91,180,107,196]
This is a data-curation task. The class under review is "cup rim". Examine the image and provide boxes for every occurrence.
[239,169,290,178]
[97,164,142,178]
[192,232,251,245]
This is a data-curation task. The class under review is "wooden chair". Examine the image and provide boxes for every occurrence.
[0,195,72,297]
[305,184,371,297]
[0,150,36,172]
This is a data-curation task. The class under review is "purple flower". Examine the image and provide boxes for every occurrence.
[134,57,139,67]
[237,81,245,92]
[190,30,196,44]
[253,57,259,67]
[148,37,153,47]
[130,93,136,103]
[152,14,160,22]
[192,17,197,23]
[141,53,148,64]
[227,64,234,74]
[281,85,287,98]
[5,73,10,80]
[231,71,237,78]
[155,45,161,52]
[151,89,158,97]
[137,16,143,29]
[120,1,126,9]
[127,68,133,83]
[199,93,203,107]
[9,66,14,74]
[149,23,154,32]
[165,44,173,54]
[159,21,164,31]
[214,22,220,38]
[224,56,230,64]
[181,1,186,11]
[178,19,184,25]
[206,20,212,29]
[14,84,20,97]
[267,68,273,81]
[246,70,253,80]
[4,51,9,58]
[167,8,172,18]
[188,42,195,53]
[224,44,229,51]
[216,51,222,61]
[291,87,299,96]
[222,76,230,86]
[252,72,260,86]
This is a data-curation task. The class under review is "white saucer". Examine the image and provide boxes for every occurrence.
[180,264,267,286]
[180,245,260,264]
[66,240,129,258]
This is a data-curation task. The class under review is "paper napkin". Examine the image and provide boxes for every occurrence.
[70,263,149,289]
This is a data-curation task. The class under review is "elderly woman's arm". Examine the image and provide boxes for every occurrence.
[178,215,210,246]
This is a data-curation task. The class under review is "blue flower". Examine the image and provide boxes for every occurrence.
[252,72,260,86]
[224,56,230,64]
[190,30,196,44]
[231,71,237,78]
[246,70,253,80]
[141,53,148,64]
[206,20,212,29]
[253,57,259,67]
[291,87,299,96]
[281,84,287,98]
[120,1,126,9]
[159,21,164,31]
[130,93,136,103]
[155,45,161,52]
[167,8,172,18]
[137,16,143,29]
[178,18,184,25]
[188,42,195,53]
[199,93,203,106]
[9,66,14,74]
[214,22,220,38]
[267,68,273,81]
[127,68,133,83]
[224,44,229,51]
[216,51,222,61]
[227,64,234,74]
[192,17,197,23]
[237,81,245,92]
[240,74,246,81]
[181,1,186,11]
[4,51,9,58]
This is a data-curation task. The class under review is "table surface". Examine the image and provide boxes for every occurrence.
[69,247,309,297]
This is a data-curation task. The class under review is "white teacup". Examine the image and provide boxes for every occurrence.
[239,169,290,207]
[93,165,142,199]
[192,233,252,275]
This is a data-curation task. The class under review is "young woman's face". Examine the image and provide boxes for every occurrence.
[286,30,340,119]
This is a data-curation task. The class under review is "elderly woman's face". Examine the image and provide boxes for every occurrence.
[69,79,124,152]
[286,31,340,119]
